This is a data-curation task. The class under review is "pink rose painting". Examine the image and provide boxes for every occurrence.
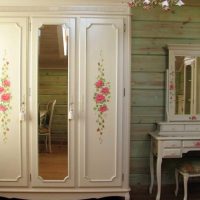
[169,71,175,105]
[95,80,104,88]
[99,105,108,113]
[101,87,110,95]
[0,105,7,112]
[0,54,12,141]
[189,115,197,120]
[1,93,11,101]
[3,79,10,87]
[169,83,174,90]
[0,86,4,93]
[95,93,106,103]
[93,51,111,142]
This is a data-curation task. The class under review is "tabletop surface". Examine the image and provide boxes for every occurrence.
[149,131,200,140]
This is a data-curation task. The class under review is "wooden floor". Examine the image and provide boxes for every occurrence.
[130,183,200,200]
[37,144,200,199]
[39,144,68,180]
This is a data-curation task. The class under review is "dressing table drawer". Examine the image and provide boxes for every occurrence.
[163,140,181,148]
[185,125,200,131]
[183,140,200,148]
[160,125,184,132]
[163,149,181,158]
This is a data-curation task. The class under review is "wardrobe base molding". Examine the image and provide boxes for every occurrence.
[0,189,130,200]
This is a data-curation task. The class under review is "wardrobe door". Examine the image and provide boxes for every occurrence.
[30,17,75,187]
[0,18,28,186]
[79,18,124,187]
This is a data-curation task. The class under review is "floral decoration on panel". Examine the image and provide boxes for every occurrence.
[0,53,12,142]
[169,70,175,105]
[189,115,197,121]
[93,51,111,143]
[126,0,184,11]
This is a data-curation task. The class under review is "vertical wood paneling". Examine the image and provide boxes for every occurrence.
[130,3,200,186]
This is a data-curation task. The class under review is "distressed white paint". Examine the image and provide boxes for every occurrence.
[0,18,28,187]
[149,132,200,200]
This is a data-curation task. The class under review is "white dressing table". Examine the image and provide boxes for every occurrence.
[149,131,200,200]
[149,44,200,200]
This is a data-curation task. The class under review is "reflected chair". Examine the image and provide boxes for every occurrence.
[39,99,56,153]
[175,158,200,200]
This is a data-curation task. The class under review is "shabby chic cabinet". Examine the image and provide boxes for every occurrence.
[0,2,130,200]
[150,45,200,200]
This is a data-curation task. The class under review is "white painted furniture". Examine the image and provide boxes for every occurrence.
[0,17,28,187]
[0,2,131,200]
[149,132,200,200]
[157,122,200,136]
[166,44,200,122]
[39,99,56,153]
[175,159,200,200]
[150,44,200,200]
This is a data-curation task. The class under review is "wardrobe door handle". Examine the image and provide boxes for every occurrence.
[68,103,74,120]
[20,98,26,121]
[20,111,26,121]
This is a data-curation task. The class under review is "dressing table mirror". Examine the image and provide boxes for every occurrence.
[158,44,200,136]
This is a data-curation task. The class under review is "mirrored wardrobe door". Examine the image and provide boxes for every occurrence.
[30,18,75,187]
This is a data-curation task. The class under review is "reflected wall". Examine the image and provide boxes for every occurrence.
[38,24,69,180]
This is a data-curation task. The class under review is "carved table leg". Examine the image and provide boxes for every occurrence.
[156,156,162,200]
[175,169,179,196]
[183,175,189,200]
[125,192,130,200]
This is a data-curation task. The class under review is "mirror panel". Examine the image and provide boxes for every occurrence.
[38,24,69,180]
[175,56,200,115]
[168,44,200,121]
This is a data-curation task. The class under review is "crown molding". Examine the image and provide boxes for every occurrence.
[0,1,130,15]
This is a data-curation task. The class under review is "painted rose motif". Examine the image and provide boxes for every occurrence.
[0,87,4,93]
[101,87,110,95]
[169,71,175,105]
[93,51,111,143]
[1,93,11,101]
[195,141,200,147]
[95,93,106,103]
[0,54,12,141]
[3,80,10,87]
[95,80,104,88]
[169,83,174,90]
[0,105,7,112]
[99,105,108,113]
[189,115,197,120]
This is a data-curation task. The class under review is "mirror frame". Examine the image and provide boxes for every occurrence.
[167,44,200,121]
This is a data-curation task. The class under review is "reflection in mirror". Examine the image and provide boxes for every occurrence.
[38,24,69,180]
[175,56,200,115]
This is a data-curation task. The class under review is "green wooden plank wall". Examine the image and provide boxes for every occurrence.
[38,69,68,142]
[130,2,200,186]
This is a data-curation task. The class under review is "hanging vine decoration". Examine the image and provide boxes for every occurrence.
[93,51,111,143]
[0,53,12,142]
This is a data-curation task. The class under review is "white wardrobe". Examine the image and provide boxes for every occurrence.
[0,2,130,200]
